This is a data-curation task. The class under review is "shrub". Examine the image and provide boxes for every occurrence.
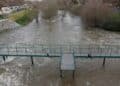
[100,12,120,31]
[9,9,36,25]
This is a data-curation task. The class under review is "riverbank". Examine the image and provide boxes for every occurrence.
[0,19,20,32]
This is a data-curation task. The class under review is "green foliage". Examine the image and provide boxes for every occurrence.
[101,12,120,31]
[9,9,36,25]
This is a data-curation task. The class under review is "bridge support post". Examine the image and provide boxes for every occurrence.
[3,56,6,62]
[72,70,75,79]
[30,56,34,66]
[102,57,106,67]
[60,70,63,78]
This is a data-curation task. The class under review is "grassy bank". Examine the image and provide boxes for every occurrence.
[9,9,36,25]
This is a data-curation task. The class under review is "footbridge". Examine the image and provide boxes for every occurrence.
[0,43,120,77]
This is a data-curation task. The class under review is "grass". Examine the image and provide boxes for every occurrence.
[9,9,36,25]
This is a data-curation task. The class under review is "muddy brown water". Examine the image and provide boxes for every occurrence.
[0,11,120,86]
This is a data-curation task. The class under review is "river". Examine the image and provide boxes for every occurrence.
[0,10,120,86]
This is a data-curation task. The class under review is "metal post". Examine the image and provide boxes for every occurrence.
[73,70,75,79]
[3,56,6,62]
[36,14,39,24]
[60,70,62,78]
[103,57,106,67]
[30,56,34,66]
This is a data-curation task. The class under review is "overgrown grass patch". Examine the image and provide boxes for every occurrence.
[9,9,36,25]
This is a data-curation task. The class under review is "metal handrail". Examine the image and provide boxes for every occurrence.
[0,44,120,57]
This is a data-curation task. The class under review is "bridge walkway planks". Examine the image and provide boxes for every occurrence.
[60,54,75,78]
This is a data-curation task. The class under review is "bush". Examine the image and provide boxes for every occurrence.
[100,12,120,31]
[9,9,36,25]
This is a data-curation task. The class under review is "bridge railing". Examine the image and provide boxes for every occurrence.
[0,44,62,56]
[73,44,120,58]
[0,44,120,57]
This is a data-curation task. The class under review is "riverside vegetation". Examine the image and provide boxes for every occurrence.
[8,0,120,31]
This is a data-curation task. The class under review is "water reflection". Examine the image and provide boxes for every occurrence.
[33,10,83,45]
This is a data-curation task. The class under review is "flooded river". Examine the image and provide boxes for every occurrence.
[0,11,120,86]
[0,11,83,45]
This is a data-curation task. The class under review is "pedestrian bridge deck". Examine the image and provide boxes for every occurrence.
[61,54,75,70]
[60,54,75,78]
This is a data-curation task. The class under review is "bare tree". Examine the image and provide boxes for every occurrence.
[26,1,41,23]
[80,0,113,27]
[32,2,39,23]
[40,0,58,20]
